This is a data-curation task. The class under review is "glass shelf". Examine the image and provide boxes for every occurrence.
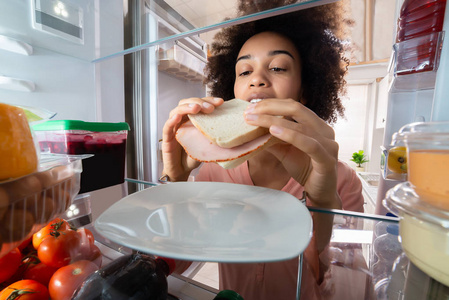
[94,0,336,63]
[0,0,336,63]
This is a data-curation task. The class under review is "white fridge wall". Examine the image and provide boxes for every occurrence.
[0,46,96,121]
[0,0,124,121]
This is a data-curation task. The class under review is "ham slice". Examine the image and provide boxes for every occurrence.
[176,120,273,163]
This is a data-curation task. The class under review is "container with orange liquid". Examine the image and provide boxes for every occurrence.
[394,121,449,209]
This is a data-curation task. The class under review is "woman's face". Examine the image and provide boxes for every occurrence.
[234,31,303,102]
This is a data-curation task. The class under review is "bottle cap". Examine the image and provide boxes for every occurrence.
[214,290,244,300]
[386,224,399,236]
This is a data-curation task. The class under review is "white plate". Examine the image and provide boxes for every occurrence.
[95,182,313,263]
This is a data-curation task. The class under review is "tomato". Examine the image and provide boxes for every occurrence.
[0,248,22,283]
[32,218,71,249]
[0,279,49,300]
[76,228,95,245]
[37,230,80,268]
[17,236,33,252]
[49,260,99,300]
[0,252,40,288]
[24,262,59,287]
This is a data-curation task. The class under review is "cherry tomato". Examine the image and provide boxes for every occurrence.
[0,248,22,283]
[32,218,71,250]
[0,279,49,300]
[37,230,80,268]
[49,260,99,300]
[24,262,59,287]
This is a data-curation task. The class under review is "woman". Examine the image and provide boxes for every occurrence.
[161,1,363,299]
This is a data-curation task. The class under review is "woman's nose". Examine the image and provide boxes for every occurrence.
[249,72,268,87]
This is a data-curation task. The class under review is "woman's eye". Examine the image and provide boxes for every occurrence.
[270,67,286,72]
[239,70,252,76]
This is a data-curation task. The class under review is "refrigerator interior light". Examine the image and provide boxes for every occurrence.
[0,75,36,92]
[0,35,33,55]
[32,0,84,44]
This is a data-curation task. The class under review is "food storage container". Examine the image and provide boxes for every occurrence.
[392,121,449,210]
[384,182,449,286]
[0,154,83,258]
[32,120,130,193]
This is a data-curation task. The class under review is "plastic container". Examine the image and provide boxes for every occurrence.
[394,0,447,76]
[384,181,449,286]
[392,121,449,209]
[0,154,82,258]
[33,120,130,193]
[63,193,92,228]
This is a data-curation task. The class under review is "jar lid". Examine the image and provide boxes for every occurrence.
[392,121,449,145]
[33,120,130,132]
[384,182,449,229]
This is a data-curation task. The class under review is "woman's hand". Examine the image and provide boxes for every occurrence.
[161,97,224,181]
[244,98,341,209]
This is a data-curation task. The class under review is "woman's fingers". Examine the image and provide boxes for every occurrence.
[170,97,224,118]
[245,98,335,139]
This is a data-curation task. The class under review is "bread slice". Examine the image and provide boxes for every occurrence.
[188,98,269,148]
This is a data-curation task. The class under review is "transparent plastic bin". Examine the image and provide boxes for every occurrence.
[393,31,444,76]
[0,154,84,258]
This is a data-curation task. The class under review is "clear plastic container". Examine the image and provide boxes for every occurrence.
[0,154,83,258]
[384,181,449,286]
[394,0,447,76]
[392,121,449,210]
[33,120,129,193]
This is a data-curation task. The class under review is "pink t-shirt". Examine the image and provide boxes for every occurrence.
[195,160,364,300]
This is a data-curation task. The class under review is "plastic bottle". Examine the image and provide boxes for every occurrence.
[372,224,403,285]
[72,253,176,300]
[214,290,245,300]
[395,0,447,75]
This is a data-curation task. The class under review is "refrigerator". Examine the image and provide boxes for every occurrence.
[375,0,449,215]
[2,0,448,298]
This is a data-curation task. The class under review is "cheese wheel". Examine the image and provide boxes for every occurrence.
[0,103,38,181]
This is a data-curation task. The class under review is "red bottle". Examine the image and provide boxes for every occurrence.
[395,0,447,75]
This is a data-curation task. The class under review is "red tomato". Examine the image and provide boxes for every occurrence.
[76,228,95,245]
[49,260,99,300]
[24,262,59,287]
[0,279,49,300]
[37,230,80,268]
[17,236,33,252]
[32,218,72,249]
[1,253,40,288]
[0,248,22,283]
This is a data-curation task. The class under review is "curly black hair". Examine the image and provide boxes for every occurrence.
[204,0,352,124]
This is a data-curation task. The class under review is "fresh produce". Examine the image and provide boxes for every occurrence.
[387,146,407,174]
[49,260,99,300]
[72,253,175,300]
[0,218,101,299]
[0,103,38,181]
[0,280,49,300]
[0,248,21,283]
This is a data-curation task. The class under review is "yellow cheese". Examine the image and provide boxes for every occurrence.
[0,103,38,181]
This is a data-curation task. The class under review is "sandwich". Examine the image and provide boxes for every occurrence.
[175,98,279,169]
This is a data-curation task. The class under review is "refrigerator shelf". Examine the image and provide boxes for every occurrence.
[158,44,206,82]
